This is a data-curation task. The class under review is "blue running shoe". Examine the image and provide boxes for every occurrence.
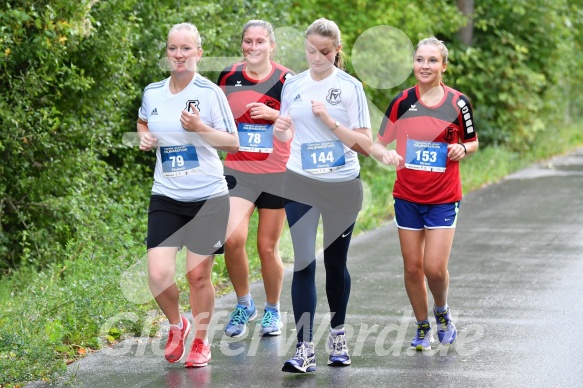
[410,321,434,351]
[259,308,283,336]
[224,299,257,338]
[434,307,457,345]
[327,331,351,366]
[282,342,316,373]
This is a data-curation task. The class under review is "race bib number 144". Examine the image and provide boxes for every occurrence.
[301,140,345,174]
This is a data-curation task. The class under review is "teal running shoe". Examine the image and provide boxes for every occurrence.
[224,299,257,338]
[259,308,283,336]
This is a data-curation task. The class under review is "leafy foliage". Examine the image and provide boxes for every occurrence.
[450,0,581,148]
[0,0,143,272]
[1,0,583,386]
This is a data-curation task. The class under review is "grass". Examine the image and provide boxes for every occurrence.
[0,119,582,387]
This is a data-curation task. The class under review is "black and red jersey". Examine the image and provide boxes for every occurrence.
[378,84,477,204]
[218,61,293,174]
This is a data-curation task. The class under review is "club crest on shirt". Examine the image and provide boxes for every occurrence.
[185,100,200,113]
[326,88,341,105]
[444,126,456,142]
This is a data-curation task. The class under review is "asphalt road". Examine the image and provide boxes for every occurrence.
[28,147,583,387]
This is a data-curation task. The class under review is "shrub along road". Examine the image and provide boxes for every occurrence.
[28,148,583,387]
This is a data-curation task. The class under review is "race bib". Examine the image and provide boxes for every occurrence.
[405,140,448,172]
[301,140,345,174]
[160,145,201,177]
[237,123,273,153]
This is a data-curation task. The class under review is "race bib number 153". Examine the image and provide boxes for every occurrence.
[405,140,447,172]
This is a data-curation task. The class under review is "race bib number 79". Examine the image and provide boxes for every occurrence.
[160,145,201,177]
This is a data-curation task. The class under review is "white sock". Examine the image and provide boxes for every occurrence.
[171,317,183,330]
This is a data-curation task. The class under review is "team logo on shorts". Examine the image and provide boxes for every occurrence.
[185,100,200,113]
[326,88,341,105]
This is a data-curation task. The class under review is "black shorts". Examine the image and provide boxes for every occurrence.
[224,166,285,209]
[146,194,229,255]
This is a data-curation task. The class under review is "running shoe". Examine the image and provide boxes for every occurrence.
[259,308,283,336]
[185,338,211,368]
[282,342,316,373]
[224,299,257,338]
[165,315,191,363]
[434,307,458,345]
[327,331,351,366]
[410,321,434,351]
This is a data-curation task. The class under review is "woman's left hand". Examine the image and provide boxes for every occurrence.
[447,143,466,161]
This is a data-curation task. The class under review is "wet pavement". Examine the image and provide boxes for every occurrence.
[28,147,583,387]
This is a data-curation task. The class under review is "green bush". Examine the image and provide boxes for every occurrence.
[1,0,583,385]
[0,0,143,271]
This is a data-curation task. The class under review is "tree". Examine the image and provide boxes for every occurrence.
[457,0,474,45]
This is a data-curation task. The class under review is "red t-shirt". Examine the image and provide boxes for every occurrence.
[218,61,293,174]
[377,84,477,204]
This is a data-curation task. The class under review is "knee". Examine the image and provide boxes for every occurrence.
[257,240,277,261]
[225,232,246,252]
[186,270,211,291]
[148,268,173,287]
[425,267,448,283]
[403,264,424,282]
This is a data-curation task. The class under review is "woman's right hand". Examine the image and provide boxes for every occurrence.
[139,132,158,151]
[273,115,293,141]
[381,149,403,166]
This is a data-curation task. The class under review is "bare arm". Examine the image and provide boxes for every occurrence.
[311,100,373,156]
[180,105,239,153]
[372,138,403,166]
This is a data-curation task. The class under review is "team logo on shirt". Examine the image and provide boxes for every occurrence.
[444,126,456,142]
[185,100,200,113]
[326,88,341,105]
[150,108,158,116]
[235,80,242,87]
